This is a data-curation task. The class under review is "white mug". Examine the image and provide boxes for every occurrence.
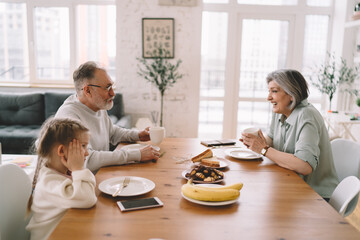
[242,127,260,137]
[149,127,165,145]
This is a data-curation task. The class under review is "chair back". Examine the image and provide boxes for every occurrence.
[329,176,360,217]
[331,138,360,181]
[0,164,32,240]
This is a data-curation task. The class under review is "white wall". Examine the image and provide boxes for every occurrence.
[116,0,202,137]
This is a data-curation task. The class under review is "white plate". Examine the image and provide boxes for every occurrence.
[121,143,160,152]
[224,148,262,160]
[182,169,224,184]
[99,176,155,197]
[194,157,229,169]
[181,184,239,206]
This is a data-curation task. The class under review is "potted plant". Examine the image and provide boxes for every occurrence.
[310,53,359,110]
[137,48,183,127]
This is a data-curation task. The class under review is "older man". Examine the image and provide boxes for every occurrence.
[55,61,159,172]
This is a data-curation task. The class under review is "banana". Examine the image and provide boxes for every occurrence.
[196,182,243,191]
[181,181,241,202]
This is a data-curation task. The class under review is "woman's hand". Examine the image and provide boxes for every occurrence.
[241,131,312,175]
[240,130,268,154]
[61,139,85,172]
[140,145,160,162]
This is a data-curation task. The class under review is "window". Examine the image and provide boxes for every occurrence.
[237,101,271,135]
[200,0,333,139]
[199,101,224,138]
[200,12,227,98]
[198,12,228,138]
[307,0,332,7]
[76,5,116,79]
[0,2,28,82]
[237,0,297,5]
[236,18,290,137]
[34,7,70,80]
[239,19,289,99]
[302,15,330,101]
[0,0,115,86]
[204,0,229,3]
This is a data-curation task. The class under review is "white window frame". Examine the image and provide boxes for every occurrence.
[0,0,115,88]
[201,0,334,139]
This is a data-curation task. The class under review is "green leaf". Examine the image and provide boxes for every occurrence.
[137,47,184,95]
[310,52,360,101]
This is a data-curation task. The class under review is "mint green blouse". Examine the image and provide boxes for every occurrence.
[267,100,339,198]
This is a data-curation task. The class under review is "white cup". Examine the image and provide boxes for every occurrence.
[149,127,165,145]
[242,127,260,137]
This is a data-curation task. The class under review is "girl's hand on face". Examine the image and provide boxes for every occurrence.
[61,139,85,172]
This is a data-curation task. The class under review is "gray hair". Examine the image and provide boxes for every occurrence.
[73,61,104,94]
[266,69,309,109]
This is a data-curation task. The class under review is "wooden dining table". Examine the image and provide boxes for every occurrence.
[49,138,359,240]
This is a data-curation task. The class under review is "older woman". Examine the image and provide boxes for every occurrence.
[241,69,338,200]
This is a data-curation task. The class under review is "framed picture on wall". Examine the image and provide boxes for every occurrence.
[142,18,174,58]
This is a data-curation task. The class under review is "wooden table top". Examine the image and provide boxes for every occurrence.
[49,138,360,239]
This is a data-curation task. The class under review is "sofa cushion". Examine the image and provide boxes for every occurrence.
[44,92,71,119]
[0,93,45,125]
[0,91,131,154]
[0,125,41,154]
[108,94,125,119]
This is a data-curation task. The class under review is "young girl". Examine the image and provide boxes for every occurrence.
[26,118,97,240]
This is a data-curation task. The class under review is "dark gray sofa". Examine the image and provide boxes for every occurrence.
[0,92,131,154]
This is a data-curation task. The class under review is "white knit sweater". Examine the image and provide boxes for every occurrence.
[55,95,141,172]
[26,167,97,240]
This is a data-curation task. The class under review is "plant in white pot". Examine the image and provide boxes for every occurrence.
[137,48,183,127]
[310,53,359,111]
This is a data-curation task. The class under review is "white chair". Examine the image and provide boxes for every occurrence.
[331,138,360,181]
[0,164,32,240]
[329,176,360,217]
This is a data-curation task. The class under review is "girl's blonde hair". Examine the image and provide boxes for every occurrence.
[27,118,89,213]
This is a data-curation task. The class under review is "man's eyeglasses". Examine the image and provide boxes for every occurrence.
[83,84,116,92]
